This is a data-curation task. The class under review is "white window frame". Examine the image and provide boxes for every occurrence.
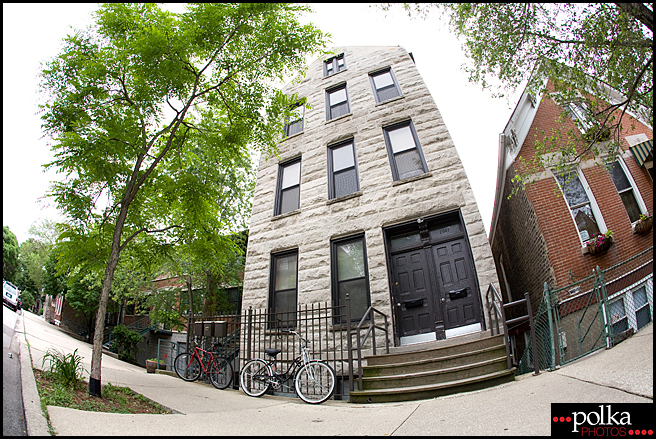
[555,167,607,247]
[607,275,653,335]
[608,157,648,225]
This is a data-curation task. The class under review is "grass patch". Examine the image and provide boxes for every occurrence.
[34,369,171,414]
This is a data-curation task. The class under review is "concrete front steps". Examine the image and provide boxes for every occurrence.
[349,332,515,403]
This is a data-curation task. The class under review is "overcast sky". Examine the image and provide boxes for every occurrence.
[3,3,519,245]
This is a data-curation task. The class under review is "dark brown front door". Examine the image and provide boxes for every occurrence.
[390,248,435,337]
[431,238,480,330]
[387,211,482,341]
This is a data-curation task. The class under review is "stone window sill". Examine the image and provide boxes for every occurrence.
[375,95,405,106]
[325,112,353,125]
[392,172,432,186]
[326,191,362,205]
[323,68,348,80]
[272,209,301,221]
[282,130,304,142]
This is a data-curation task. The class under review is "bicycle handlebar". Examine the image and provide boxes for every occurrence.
[280,330,310,347]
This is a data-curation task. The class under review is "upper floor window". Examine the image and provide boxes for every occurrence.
[607,159,645,223]
[555,170,605,244]
[565,101,593,131]
[331,234,370,324]
[324,54,345,77]
[284,103,304,137]
[326,84,350,121]
[328,139,359,199]
[269,250,298,329]
[275,158,301,216]
[383,120,428,181]
[369,68,401,103]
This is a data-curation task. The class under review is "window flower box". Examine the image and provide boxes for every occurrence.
[632,213,652,235]
[586,231,614,256]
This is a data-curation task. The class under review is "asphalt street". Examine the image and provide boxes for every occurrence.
[3,305,27,436]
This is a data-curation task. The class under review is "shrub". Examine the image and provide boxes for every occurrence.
[110,325,143,364]
[41,348,86,387]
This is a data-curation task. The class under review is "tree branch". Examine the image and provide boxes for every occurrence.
[119,224,183,252]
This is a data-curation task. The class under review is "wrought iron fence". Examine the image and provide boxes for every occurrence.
[517,246,653,375]
[190,302,361,400]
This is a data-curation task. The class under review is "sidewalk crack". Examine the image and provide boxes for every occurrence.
[390,403,421,436]
[558,373,652,400]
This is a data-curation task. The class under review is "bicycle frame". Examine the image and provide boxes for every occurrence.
[258,331,314,392]
[189,345,218,374]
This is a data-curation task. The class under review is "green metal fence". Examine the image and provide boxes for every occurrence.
[517,246,653,375]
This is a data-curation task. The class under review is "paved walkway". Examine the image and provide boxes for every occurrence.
[18,311,652,436]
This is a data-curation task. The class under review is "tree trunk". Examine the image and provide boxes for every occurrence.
[88,202,130,397]
[186,275,193,352]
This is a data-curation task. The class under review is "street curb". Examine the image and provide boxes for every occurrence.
[17,312,51,436]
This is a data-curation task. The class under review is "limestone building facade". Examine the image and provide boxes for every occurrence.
[242,46,500,346]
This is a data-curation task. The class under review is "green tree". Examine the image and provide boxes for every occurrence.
[3,226,20,282]
[16,238,49,295]
[380,3,653,187]
[39,3,328,397]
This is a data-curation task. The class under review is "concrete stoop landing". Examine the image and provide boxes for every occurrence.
[349,331,516,403]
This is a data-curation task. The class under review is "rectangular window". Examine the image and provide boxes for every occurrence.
[328,139,359,199]
[326,84,350,120]
[633,286,651,331]
[275,158,301,216]
[324,53,345,77]
[609,298,628,335]
[269,250,298,329]
[284,103,304,137]
[369,68,401,103]
[607,160,643,223]
[566,101,593,131]
[332,235,370,323]
[555,171,603,244]
[383,120,428,180]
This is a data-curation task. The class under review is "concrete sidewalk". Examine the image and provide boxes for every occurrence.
[19,310,652,436]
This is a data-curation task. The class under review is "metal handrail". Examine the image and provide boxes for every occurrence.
[345,294,390,392]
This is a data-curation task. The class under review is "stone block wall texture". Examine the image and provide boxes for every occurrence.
[491,80,653,298]
[242,46,501,338]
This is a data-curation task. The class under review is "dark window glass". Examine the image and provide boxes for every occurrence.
[370,69,401,103]
[633,287,651,330]
[555,172,601,243]
[607,161,642,223]
[275,159,301,216]
[332,236,370,323]
[270,251,298,329]
[328,140,359,199]
[383,121,428,181]
[326,85,350,120]
[609,298,628,335]
[284,104,304,137]
[324,54,346,77]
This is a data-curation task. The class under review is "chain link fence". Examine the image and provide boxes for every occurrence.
[517,246,653,375]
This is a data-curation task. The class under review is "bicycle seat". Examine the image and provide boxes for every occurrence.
[264,348,281,357]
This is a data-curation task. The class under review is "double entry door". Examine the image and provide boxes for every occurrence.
[387,215,481,341]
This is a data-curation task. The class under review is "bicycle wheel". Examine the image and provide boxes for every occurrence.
[240,359,272,397]
[209,356,234,390]
[174,352,201,382]
[295,360,336,404]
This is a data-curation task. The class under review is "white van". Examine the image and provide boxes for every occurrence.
[3,280,20,312]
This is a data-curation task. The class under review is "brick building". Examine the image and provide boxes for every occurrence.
[489,77,653,364]
[241,46,501,346]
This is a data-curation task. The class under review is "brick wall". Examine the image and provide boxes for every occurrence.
[510,80,653,290]
[491,167,556,312]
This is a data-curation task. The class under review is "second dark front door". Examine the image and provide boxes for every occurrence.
[391,248,435,337]
[431,238,480,330]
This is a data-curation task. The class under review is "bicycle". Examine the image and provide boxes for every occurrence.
[240,330,336,404]
[174,340,233,390]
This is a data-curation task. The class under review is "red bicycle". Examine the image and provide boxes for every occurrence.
[174,342,233,390]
